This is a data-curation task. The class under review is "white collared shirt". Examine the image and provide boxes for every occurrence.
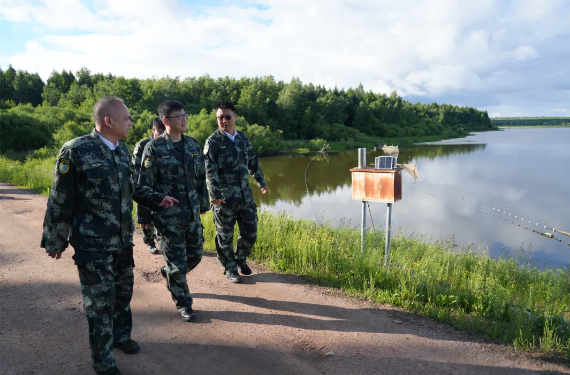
[96,132,119,150]
[224,130,237,142]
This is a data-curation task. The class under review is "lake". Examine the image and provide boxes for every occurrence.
[251,128,570,268]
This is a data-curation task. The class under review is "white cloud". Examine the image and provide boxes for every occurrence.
[1,0,570,116]
[512,46,539,61]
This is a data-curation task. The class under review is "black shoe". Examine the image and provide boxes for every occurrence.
[224,268,242,283]
[96,367,122,375]
[113,339,140,355]
[147,244,159,254]
[238,263,252,275]
[160,266,167,279]
[179,307,196,322]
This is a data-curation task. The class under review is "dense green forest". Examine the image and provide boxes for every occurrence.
[491,117,570,126]
[0,65,495,156]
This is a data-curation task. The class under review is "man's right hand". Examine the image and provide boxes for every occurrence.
[211,198,226,205]
[160,196,179,208]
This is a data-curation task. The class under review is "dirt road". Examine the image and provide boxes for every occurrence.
[0,182,567,375]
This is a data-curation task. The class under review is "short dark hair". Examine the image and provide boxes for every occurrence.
[93,96,124,126]
[158,100,184,119]
[152,117,165,132]
[215,101,236,112]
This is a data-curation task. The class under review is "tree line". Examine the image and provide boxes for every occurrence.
[0,65,495,155]
[491,117,570,126]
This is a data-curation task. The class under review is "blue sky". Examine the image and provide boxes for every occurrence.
[1,0,570,117]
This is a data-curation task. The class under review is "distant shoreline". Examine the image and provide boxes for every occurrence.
[498,125,570,129]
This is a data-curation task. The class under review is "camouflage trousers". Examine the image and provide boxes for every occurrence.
[142,223,157,245]
[157,219,203,312]
[73,247,134,373]
[212,201,258,271]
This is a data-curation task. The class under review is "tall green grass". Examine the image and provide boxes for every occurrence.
[0,156,55,194]
[203,211,570,357]
[3,155,570,357]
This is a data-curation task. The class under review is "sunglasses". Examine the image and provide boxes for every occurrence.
[165,113,188,120]
[217,115,233,121]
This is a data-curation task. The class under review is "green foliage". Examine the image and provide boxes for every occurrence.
[186,109,218,146]
[243,124,285,155]
[0,66,496,157]
[51,120,94,148]
[491,117,570,126]
[125,110,155,147]
[0,112,51,152]
[309,138,329,151]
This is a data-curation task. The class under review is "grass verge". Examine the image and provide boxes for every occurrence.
[203,210,570,358]
[0,156,55,194]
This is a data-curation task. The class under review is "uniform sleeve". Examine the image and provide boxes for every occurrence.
[203,139,223,202]
[132,141,153,223]
[134,143,166,222]
[198,170,210,212]
[40,147,76,253]
[243,133,267,188]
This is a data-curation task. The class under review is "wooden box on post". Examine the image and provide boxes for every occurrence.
[350,167,402,203]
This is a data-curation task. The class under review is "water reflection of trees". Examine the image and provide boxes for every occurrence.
[252,144,486,205]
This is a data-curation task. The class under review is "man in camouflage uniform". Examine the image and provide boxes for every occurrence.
[135,100,209,322]
[203,101,268,283]
[41,97,177,375]
[132,117,165,254]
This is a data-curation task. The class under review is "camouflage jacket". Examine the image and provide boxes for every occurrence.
[41,130,137,253]
[203,128,266,205]
[132,136,153,224]
[135,132,209,226]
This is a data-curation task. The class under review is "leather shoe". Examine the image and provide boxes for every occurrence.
[160,266,167,279]
[114,339,140,355]
[237,263,252,275]
[179,307,196,322]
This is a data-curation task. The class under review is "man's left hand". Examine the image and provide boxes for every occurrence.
[261,186,268,194]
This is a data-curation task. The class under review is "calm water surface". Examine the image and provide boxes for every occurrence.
[251,128,570,267]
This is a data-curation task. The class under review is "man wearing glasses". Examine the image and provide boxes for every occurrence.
[203,101,268,283]
[135,100,209,322]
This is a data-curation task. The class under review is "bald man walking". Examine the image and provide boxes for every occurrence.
[41,96,176,375]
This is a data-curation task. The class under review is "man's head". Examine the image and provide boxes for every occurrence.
[215,100,237,135]
[93,96,132,141]
[151,117,166,139]
[158,100,187,135]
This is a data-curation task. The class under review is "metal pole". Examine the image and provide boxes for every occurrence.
[361,201,367,252]
[358,148,366,252]
[384,202,393,265]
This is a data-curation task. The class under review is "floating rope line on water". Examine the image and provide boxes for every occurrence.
[410,186,570,246]
[468,206,570,246]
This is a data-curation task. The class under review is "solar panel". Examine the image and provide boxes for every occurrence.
[375,156,397,169]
